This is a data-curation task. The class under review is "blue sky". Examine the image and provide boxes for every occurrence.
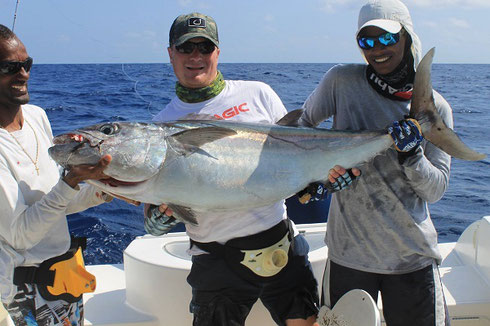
[1,0,489,64]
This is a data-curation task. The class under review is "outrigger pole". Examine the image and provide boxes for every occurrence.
[12,0,21,32]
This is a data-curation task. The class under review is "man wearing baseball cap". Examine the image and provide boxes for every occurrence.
[143,13,321,326]
[300,0,452,325]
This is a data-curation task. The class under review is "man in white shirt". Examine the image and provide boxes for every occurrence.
[0,24,114,325]
[145,13,322,326]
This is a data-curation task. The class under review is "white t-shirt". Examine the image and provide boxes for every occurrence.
[0,104,106,303]
[153,80,296,244]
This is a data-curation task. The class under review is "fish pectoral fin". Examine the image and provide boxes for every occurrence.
[171,126,237,148]
[167,204,198,226]
[276,109,304,127]
[167,138,200,157]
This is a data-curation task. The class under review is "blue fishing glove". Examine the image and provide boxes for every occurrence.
[388,118,423,153]
[297,169,359,204]
[144,204,179,236]
[297,183,328,204]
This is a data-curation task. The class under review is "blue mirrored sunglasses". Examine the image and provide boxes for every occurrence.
[0,57,33,75]
[357,32,400,50]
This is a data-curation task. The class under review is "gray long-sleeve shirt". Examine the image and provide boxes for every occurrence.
[300,64,452,274]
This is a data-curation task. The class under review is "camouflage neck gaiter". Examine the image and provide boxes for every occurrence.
[175,71,225,103]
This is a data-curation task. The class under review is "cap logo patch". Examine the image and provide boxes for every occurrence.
[188,18,206,28]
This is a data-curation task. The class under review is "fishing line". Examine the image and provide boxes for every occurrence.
[13,0,156,120]
[12,0,20,31]
[45,0,155,119]
[42,0,124,62]
[121,64,156,119]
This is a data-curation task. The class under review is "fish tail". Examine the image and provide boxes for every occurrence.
[410,48,486,161]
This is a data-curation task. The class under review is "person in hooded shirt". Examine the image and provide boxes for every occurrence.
[300,0,452,325]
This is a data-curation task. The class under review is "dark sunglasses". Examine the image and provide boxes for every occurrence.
[175,41,216,55]
[357,32,400,50]
[0,57,33,75]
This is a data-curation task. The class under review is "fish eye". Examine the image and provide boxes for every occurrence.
[99,123,119,135]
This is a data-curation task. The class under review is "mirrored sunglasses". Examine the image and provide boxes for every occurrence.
[0,57,33,75]
[175,41,216,55]
[357,32,400,50]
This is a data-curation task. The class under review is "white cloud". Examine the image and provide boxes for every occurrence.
[125,31,156,40]
[420,21,438,28]
[448,18,470,28]
[262,14,277,33]
[177,0,210,10]
[177,0,192,6]
[264,14,274,23]
[318,0,358,12]
[317,0,490,10]
[57,34,71,42]
[407,0,490,8]
[152,41,163,50]
[421,18,469,30]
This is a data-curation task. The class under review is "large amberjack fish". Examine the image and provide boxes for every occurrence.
[49,48,485,225]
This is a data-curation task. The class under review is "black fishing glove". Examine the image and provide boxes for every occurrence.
[297,169,360,204]
[144,204,179,236]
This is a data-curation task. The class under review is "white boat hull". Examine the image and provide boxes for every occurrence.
[2,217,490,326]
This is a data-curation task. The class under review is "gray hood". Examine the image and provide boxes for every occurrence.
[356,0,422,69]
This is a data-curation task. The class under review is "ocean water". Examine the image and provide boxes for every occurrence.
[27,63,490,265]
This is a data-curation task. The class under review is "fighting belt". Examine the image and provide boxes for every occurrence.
[191,219,295,282]
[239,233,291,277]
[13,237,96,303]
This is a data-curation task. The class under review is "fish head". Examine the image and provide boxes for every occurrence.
[49,122,168,183]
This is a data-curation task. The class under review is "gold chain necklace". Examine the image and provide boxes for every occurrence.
[7,120,40,176]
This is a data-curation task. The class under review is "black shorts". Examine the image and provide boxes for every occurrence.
[322,260,450,326]
[187,234,319,326]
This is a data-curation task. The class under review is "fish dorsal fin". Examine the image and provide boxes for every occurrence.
[171,126,237,148]
[167,204,198,225]
[276,109,304,127]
